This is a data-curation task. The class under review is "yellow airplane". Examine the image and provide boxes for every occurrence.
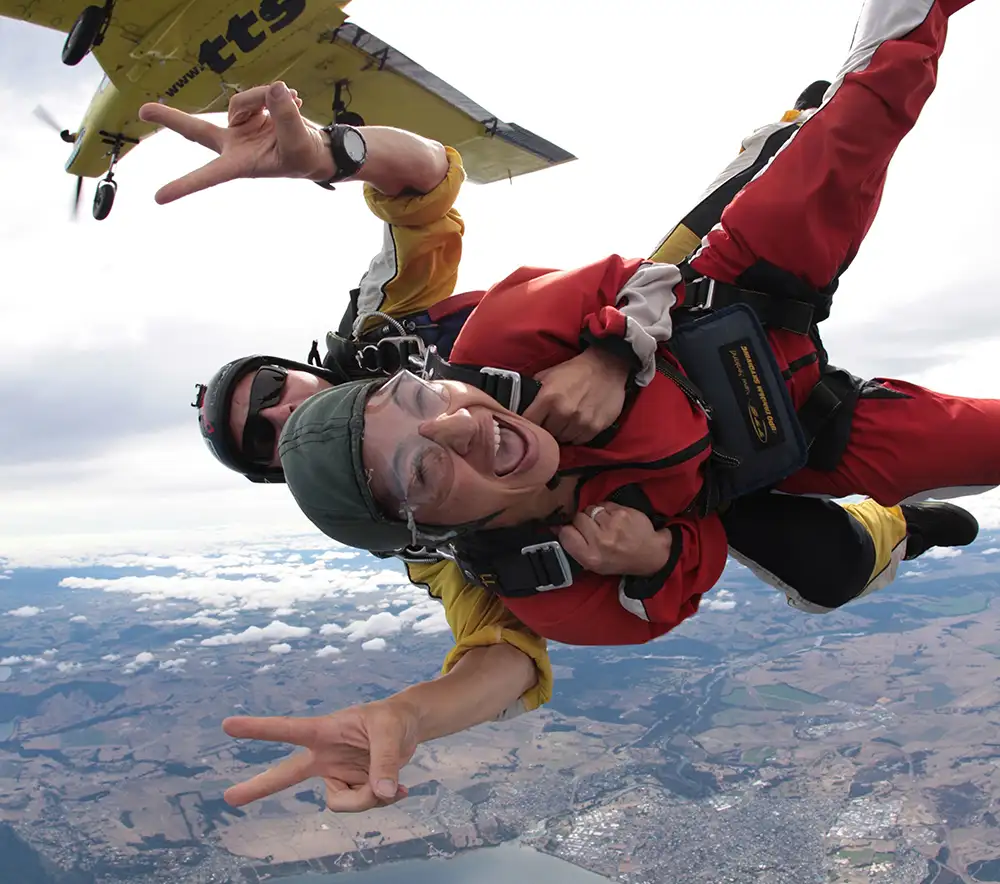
[2,0,575,220]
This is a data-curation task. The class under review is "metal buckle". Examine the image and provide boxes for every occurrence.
[479,366,523,413]
[521,541,573,591]
[355,336,425,375]
[690,277,715,311]
[395,544,452,564]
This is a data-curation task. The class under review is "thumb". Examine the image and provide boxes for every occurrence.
[264,81,314,170]
[366,708,410,800]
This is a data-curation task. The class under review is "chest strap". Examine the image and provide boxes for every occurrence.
[422,349,541,414]
[452,484,660,598]
[681,274,816,336]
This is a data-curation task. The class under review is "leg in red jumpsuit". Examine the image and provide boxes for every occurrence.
[689,0,999,506]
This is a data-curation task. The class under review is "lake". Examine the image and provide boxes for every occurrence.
[277,843,611,883]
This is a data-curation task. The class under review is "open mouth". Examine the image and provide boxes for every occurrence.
[492,416,530,477]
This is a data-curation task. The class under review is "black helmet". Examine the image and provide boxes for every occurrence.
[192,354,348,484]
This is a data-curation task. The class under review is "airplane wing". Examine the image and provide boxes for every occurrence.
[286,23,576,184]
[1,0,574,185]
[0,0,185,38]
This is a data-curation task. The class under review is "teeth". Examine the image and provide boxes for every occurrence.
[493,419,501,456]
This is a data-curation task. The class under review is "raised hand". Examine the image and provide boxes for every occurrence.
[138,81,332,204]
[222,698,420,813]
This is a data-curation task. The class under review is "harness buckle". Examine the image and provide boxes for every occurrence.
[520,541,573,591]
[479,366,523,413]
[688,277,716,311]
[356,336,426,375]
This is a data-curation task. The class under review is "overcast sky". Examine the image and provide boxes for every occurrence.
[3,0,1000,559]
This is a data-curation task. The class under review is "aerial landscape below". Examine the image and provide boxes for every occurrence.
[3,531,1000,884]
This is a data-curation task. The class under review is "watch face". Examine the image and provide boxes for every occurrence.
[343,129,366,164]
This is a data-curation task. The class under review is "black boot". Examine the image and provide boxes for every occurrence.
[900,502,979,561]
[794,80,832,111]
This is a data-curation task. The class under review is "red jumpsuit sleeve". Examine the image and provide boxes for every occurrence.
[453,255,685,386]
[505,511,728,646]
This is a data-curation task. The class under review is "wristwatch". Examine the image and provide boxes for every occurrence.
[315,123,368,190]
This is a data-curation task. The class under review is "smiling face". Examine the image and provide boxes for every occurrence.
[361,371,562,528]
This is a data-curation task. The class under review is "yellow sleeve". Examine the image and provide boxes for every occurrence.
[648,108,805,266]
[355,146,467,332]
[404,559,553,717]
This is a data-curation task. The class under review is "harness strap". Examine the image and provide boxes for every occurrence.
[682,275,816,336]
[453,482,662,598]
[422,349,541,414]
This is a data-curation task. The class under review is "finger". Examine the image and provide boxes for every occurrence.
[366,716,408,801]
[540,410,573,443]
[222,714,322,747]
[153,155,238,204]
[265,81,316,171]
[557,524,598,571]
[223,750,314,807]
[138,102,223,152]
[564,419,598,446]
[227,85,273,123]
[584,505,610,528]
[575,509,606,540]
[326,783,383,813]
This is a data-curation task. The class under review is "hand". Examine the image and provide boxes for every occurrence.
[557,501,672,576]
[138,82,331,204]
[221,698,420,813]
[522,347,630,445]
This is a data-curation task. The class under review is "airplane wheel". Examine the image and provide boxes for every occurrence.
[62,5,107,66]
[92,179,117,220]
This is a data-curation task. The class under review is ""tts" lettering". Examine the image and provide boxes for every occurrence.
[198,0,306,74]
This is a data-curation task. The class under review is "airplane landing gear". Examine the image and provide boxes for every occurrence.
[92,179,117,221]
[62,0,114,66]
[92,130,137,221]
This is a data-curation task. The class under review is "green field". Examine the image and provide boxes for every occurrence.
[756,683,827,705]
[741,746,776,765]
[722,683,827,711]
[907,592,991,617]
[834,848,896,866]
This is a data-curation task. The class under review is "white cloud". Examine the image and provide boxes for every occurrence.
[6,606,41,617]
[703,588,737,612]
[56,661,83,673]
[0,655,26,665]
[923,547,963,560]
[344,612,403,642]
[257,663,275,673]
[158,658,186,672]
[361,638,387,652]
[981,547,1000,555]
[101,653,121,662]
[268,643,292,655]
[411,607,450,635]
[272,607,297,617]
[41,648,57,658]
[123,651,155,673]
[319,623,346,636]
[201,620,310,647]
[315,645,342,658]
[69,614,88,623]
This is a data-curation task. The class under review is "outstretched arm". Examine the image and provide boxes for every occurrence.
[222,642,536,813]
[138,81,448,203]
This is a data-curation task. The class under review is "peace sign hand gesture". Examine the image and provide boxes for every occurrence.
[138,81,334,205]
[222,698,420,813]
